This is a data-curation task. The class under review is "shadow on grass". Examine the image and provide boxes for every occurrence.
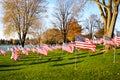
[52,60,84,66]
[18,56,64,65]
[90,52,104,56]
[0,68,24,72]
[48,56,63,61]
[0,64,25,68]
[21,57,38,60]
[20,58,39,61]
[117,53,120,55]
[29,59,63,65]
[68,55,87,60]
[76,52,88,56]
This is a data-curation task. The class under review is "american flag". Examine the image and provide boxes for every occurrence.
[116,31,120,45]
[117,31,120,37]
[92,38,103,44]
[11,50,21,61]
[7,47,13,51]
[0,49,6,56]
[75,36,96,52]
[37,47,48,56]
[22,48,29,55]
[42,44,53,51]
[103,36,114,46]
[51,44,62,50]
[62,43,74,53]
[32,48,37,53]
[112,31,120,46]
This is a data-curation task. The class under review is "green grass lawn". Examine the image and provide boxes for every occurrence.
[0,45,120,80]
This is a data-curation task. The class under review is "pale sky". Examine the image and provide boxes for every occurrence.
[0,0,120,39]
[0,2,5,39]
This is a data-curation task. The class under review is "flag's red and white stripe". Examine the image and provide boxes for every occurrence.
[103,36,115,46]
[42,45,53,51]
[62,43,74,53]
[22,48,29,55]
[37,48,48,56]
[75,41,96,52]
[11,50,21,61]
[0,49,6,56]
[92,38,103,44]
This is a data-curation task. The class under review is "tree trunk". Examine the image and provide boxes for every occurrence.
[21,41,25,47]
[63,33,67,43]
[105,5,119,52]
[104,45,112,53]
[94,0,120,52]
[18,33,27,48]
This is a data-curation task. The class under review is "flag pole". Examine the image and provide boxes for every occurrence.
[74,48,77,70]
[61,42,64,60]
[113,46,116,63]
[103,36,106,57]
[74,35,77,70]
[113,30,117,63]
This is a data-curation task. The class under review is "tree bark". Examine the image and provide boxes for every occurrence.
[21,41,25,47]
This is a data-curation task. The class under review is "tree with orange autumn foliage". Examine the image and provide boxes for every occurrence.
[53,0,87,43]
[67,18,83,41]
[41,28,62,44]
[42,18,83,44]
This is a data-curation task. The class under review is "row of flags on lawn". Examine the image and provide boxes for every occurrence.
[0,31,120,61]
